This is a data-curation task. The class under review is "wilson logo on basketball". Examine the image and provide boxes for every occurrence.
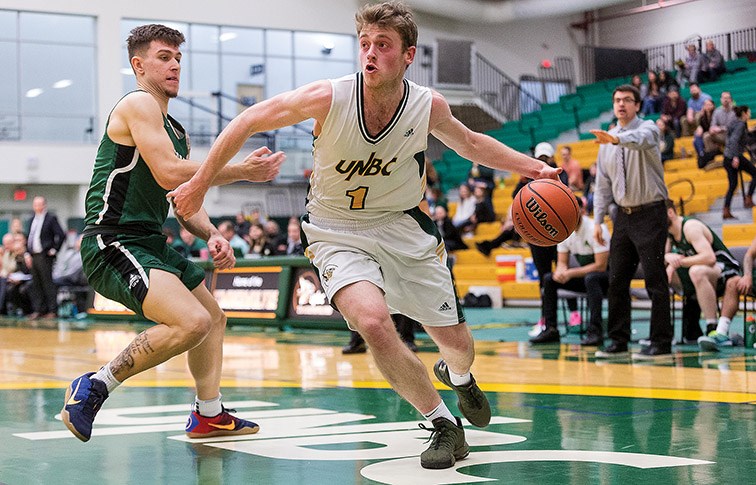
[524,197,559,238]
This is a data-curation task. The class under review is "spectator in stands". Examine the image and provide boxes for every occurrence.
[664,199,741,351]
[264,220,286,252]
[284,218,304,256]
[722,105,756,219]
[559,145,584,191]
[244,222,275,258]
[433,205,468,253]
[467,162,495,192]
[590,84,672,358]
[455,184,495,235]
[694,98,716,166]
[474,211,523,256]
[52,234,87,287]
[641,70,662,115]
[661,87,686,138]
[529,197,610,346]
[26,196,65,319]
[450,183,476,230]
[174,226,208,258]
[631,75,646,99]
[218,220,250,258]
[701,40,726,83]
[583,162,598,215]
[425,186,447,217]
[657,70,679,95]
[470,184,496,227]
[5,233,34,316]
[9,217,24,236]
[657,118,675,163]
[234,211,251,238]
[0,233,16,314]
[681,83,712,136]
[702,91,737,168]
[678,44,703,86]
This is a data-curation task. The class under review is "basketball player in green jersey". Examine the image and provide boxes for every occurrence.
[169,2,559,469]
[61,24,284,443]
[664,200,741,351]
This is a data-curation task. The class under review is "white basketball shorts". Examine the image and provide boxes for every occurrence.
[301,208,465,327]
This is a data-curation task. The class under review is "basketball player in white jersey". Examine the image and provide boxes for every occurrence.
[170,1,559,469]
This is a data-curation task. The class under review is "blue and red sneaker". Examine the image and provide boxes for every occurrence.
[185,407,260,438]
[61,372,109,442]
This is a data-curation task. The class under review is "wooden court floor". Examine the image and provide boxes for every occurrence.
[0,313,754,484]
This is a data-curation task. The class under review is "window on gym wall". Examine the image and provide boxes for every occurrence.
[121,19,356,150]
[0,10,96,142]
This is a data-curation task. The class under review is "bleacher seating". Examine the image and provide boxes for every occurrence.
[448,60,756,303]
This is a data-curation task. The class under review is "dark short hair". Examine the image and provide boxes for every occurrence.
[665,199,676,211]
[127,24,185,59]
[612,84,641,104]
[689,82,700,88]
[734,105,750,117]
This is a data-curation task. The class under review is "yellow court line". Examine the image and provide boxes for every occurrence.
[2,380,754,404]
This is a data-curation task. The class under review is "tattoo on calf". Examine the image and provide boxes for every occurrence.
[110,331,156,374]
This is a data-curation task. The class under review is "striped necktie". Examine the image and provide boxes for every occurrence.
[615,139,626,202]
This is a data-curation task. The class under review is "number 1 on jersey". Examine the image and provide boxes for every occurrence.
[346,186,369,210]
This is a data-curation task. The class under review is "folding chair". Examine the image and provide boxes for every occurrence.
[556,254,588,336]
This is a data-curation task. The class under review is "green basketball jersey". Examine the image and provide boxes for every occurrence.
[670,217,741,273]
[85,92,188,234]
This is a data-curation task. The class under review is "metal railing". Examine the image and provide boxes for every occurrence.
[644,26,756,74]
[404,43,545,123]
[474,53,542,122]
[581,26,756,84]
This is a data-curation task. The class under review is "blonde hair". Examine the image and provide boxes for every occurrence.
[355,1,417,50]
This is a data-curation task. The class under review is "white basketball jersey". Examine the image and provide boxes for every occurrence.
[306,72,432,220]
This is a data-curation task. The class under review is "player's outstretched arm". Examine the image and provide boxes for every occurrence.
[113,92,282,189]
[428,90,560,181]
[169,80,332,219]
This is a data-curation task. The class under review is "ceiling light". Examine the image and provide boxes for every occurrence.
[120,68,134,76]
[219,32,238,42]
[52,79,73,89]
[25,88,43,98]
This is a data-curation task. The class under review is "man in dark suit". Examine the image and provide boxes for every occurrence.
[27,196,65,319]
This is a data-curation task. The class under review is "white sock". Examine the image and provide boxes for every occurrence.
[716,317,731,336]
[449,368,472,387]
[91,364,121,394]
[195,394,223,417]
[423,401,455,424]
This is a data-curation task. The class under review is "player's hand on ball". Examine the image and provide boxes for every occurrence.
[534,164,562,181]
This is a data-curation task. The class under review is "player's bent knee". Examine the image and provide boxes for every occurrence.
[182,308,213,345]
[353,316,395,345]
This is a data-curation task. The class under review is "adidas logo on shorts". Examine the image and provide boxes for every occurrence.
[438,301,453,311]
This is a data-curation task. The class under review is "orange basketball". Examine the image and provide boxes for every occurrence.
[511,179,580,247]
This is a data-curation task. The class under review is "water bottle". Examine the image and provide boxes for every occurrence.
[746,315,756,349]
